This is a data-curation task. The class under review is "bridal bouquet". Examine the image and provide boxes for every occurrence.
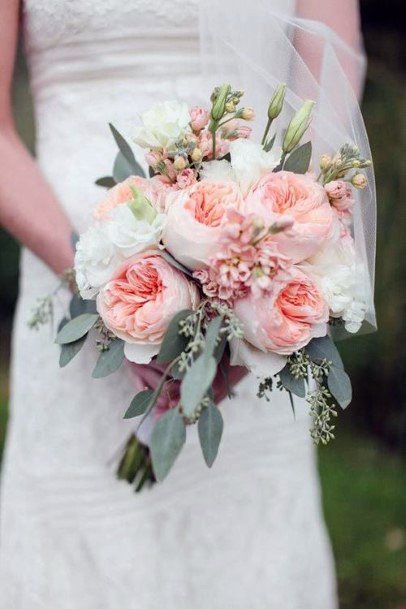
[31,84,372,490]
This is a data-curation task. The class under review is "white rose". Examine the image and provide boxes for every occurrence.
[229,139,279,195]
[200,159,236,183]
[133,101,191,150]
[74,224,120,300]
[300,234,367,333]
[107,204,165,258]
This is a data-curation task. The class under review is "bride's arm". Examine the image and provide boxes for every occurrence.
[296,0,365,98]
[0,0,74,275]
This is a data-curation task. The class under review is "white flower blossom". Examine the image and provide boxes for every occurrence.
[229,139,280,195]
[200,159,236,183]
[300,235,368,333]
[133,100,191,150]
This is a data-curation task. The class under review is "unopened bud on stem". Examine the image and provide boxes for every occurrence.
[268,83,286,120]
[211,83,232,121]
[282,100,315,153]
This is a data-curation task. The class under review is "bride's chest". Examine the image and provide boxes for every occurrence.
[23,0,199,51]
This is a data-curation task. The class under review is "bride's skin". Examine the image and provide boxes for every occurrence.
[0,0,74,275]
[0,0,362,274]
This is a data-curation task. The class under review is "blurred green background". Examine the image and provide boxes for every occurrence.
[0,2,405,608]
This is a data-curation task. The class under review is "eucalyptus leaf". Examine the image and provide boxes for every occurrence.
[283,141,312,174]
[92,339,125,378]
[181,354,217,418]
[160,250,193,277]
[113,151,136,182]
[204,315,223,356]
[305,336,344,369]
[95,176,116,188]
[150,409,186,481]
[327,365,352,409]
[156,309,193,364]
[69,293,97,319]
[198,401,224,467]
[279,365,306,398]
[109,123,136,165]
[59,335,87,368]
[124,389,155,419]
[55,313,99,345]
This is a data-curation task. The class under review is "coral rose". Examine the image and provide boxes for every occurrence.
[162,180,244,270]
[96,251,200,364]
[234,268,329,355]
[244,171,337,262]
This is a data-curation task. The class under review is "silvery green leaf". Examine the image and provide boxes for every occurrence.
[109,123,136,165]
[71,231,79,251]
[124,389,154,419]
[113,151,135,182]
[109,123,146,178]
[204,315,223,356]
[160,250,193,277]
[151,409,186,481]
[180,355,217,418]
[264,133,276,153]
[55,313,99,345]
[59,335,87,368]
[327,365,352,409]
[283,141,312,174]
[92,339,125,378]
[95,176,116,188]
[69,293,97,319]
[198,401,223,467]
[156,309,193,364]
[279,365,306,398]
[305,336,344,369]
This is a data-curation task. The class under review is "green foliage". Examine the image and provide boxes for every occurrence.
[55,313,99,345]
[124,390,154,419]
[283,141,312,173]
[92,339,125,378]
[198,400,224,467]
[150,408,186,481]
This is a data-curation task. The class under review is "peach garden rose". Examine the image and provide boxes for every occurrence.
[244,171,337,263]
[234,267,329,355]
[96,250,200,364]
[162,180,244,270]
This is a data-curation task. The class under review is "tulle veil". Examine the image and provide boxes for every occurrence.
[198,0,376,334]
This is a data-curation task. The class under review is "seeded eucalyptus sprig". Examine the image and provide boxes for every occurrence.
[319,143,371,186]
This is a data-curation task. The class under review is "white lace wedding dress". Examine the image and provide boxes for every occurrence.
[0,1,337,607]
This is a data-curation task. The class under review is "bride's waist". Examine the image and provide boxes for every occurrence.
[28,30,201,101]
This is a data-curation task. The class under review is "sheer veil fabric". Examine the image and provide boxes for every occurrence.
[199,0,376,332]
[0,0,376,607]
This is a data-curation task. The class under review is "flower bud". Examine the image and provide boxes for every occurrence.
[268,83,286,120]
[211,83,231,121]
[225,101,236,114]
[351,173,368,189]
[282,100,315,153]
[128,187,157,223]
[190,147,203,163]
[173,156,187,171]
[240,107,255,121]
[319,154,332,171]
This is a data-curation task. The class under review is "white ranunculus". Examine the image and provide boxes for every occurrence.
[200,159,236,183]
[133,100,191,150]
[106,205,165,259]
[300,235,367,333]
[229,139,280,195]
[74,224,120,300]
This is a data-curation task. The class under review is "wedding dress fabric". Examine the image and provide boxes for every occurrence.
[0,1,337,607]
